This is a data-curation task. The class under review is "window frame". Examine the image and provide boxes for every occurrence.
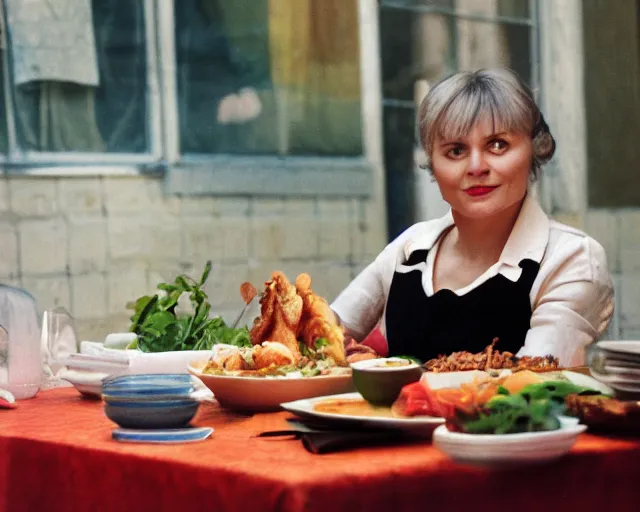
[0,0,377,198]
[0,0,163,168]
[378,0,540,96]
[161,0,376,197]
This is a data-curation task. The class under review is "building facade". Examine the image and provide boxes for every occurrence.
[0,0,637,342]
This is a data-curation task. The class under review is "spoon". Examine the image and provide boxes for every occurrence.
[231,282,258,329]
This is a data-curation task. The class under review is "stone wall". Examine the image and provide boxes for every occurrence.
[0,175,387,341]
[581,210,639,341]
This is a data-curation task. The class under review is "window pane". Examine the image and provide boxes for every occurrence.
[175,0,362,157]
[497,0,530,19]
[455,0,530,19]
[456,20,532,85]
[5,0,149,153]
[382,10,456,102]
[583,0,640,207]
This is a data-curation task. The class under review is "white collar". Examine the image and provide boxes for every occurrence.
[403,194,550,282]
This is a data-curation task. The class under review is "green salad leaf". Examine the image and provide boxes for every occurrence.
[126,261,252,352]
[453,380,602,435]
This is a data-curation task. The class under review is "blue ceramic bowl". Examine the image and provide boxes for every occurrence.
[102,374,194,398]
[102,392,196,403]
[104,398,200,429]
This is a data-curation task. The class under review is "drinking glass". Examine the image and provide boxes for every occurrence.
[41,307,78,389]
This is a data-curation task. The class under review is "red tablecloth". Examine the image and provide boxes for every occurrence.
[2,388,640,512]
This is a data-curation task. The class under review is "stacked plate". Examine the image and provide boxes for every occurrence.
[589,341,640,396]
[102,374,213,443]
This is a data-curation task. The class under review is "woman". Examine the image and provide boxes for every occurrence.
[331,68,614,367]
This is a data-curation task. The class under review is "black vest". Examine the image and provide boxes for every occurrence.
[384,249,540,362]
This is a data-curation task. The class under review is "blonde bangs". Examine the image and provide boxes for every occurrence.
[416,68,555,178]
[433,83,532,144]
[417,69,538,156]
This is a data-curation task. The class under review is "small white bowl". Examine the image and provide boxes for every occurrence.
[433,418,586,468]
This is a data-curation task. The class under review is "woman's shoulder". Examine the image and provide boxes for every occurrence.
[542,219,610,284]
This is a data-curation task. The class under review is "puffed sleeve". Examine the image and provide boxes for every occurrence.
[517,236,614,367]
[330,260,386,341]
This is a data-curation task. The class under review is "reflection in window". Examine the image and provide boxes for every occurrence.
[175,0,362,157]
[4,0,148,153]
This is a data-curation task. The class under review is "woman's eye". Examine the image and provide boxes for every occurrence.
[489,140,508,153]
[446,146,465,158]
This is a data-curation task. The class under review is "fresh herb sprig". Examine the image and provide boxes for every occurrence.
[127,261,251,352]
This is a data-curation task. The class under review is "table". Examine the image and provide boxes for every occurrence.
[1,388,640,512]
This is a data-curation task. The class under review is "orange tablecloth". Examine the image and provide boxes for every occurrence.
[2,388,640,512]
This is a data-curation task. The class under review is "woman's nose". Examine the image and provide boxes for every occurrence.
[466,150,489,176]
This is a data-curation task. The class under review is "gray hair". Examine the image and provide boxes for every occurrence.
[416,68,555,179]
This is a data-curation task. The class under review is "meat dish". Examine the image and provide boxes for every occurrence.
[203,271,378,377]
[423,338,559,373]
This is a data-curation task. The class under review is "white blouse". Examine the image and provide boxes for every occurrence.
[331,195,615,367]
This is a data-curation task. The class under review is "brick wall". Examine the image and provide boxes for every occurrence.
[0,175,387,341]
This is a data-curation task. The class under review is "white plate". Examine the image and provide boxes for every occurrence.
[433,419,587,467]
[112,426,214,444]
[280,392,445,433]
[58,369,111,398]
[601,382,640,393]
[561,370,614,395]
[423,369,612,395]
[605,364,640,376]
[597,341,640,356]
[60,367,215,402]
[188,362,355,412]
[589,368,640,386]
[422,370,503,389]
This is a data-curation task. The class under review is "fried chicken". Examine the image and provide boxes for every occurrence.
[295,273,347,365]
[204,341,296,374]
[253,342,296,369]
[249,272,303,359]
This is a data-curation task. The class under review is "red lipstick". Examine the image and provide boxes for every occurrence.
[465,186,498,197]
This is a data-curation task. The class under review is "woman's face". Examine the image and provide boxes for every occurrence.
[430,117,533,220]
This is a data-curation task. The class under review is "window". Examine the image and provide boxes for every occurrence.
[174,0,362,157]
[0,0,363,170]
[379,0,538,238]
[582,0,640,207]
[2,0,153,159]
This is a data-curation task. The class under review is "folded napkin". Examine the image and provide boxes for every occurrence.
[55,342,220,399]
[59,341,225,375]
[256,418,413,454]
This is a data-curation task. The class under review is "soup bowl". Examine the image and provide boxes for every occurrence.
[350,357,423,406]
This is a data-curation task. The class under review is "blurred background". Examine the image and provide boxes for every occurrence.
[0,0,636,342]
